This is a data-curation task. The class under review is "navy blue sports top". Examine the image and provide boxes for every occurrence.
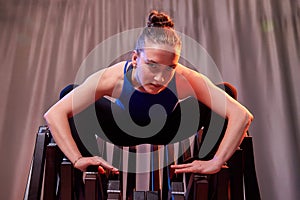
[94,61,188,146]
[115,61,179,126]
[72,61,210,149]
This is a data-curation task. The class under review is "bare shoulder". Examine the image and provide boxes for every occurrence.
[84,61,127,98]
[175,64,206,79]
[174,64,208,98]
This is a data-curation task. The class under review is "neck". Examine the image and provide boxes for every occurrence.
[130,67,145,92]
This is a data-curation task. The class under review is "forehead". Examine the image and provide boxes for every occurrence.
[143,42,180,55]
[141,45,180,65]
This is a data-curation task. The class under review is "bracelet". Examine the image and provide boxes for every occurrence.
[73,156,83,166]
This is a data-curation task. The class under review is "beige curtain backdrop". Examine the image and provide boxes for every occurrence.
[0,0,299,199]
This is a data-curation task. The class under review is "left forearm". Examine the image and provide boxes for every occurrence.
[213,106,253,165]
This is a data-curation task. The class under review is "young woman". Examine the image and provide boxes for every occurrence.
[44,10,253,175]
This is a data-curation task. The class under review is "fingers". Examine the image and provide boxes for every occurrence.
[92,156,119,174]
[171,163,193,169]
[98,166,106,174]
[171,162,196,174]
[75,156,119,174]
[174,168,193,174]
[171,160,222,174]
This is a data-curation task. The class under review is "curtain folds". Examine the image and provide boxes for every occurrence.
[0,0,299,199]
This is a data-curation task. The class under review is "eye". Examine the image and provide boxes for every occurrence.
[166,67,174,71]
[147,62,157,68]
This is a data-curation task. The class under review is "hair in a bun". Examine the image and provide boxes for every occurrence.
[135,10,181,54]
[147,10,174,28]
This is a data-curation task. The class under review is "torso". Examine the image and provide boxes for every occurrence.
[116,61,179,125]
[94,61,203,146]
[95,61,183,146]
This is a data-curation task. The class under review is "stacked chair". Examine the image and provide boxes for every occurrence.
[26,83,260,200]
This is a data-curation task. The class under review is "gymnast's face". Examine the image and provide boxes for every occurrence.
[132,45,180,94]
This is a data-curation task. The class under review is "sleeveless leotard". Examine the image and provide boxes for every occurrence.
[95,61,183,146]
[115,61,178,125]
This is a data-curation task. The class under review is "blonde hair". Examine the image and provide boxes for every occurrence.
[135,10,182,54]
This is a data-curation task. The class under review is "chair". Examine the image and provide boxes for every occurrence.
[25,83,260,200]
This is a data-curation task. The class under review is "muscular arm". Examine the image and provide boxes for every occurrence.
[172,65,253,174]
[44,62,125,172]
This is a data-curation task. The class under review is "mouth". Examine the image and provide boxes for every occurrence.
[149,83,163,89]
[147,83,167,93]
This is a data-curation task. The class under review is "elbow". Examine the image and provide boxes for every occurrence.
[241,109,254,130]
[43,106,61,126]
[229,104,253,131]
[44,109,54,126]
[43,104,70,128]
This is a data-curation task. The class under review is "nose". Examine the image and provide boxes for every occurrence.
[153,72,165,83]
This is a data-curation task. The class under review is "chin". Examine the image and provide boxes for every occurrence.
[148,90,160,94]
[145,85,165,94]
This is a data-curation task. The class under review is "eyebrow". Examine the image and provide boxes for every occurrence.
[146,58,177,68]
[145,58,157,64]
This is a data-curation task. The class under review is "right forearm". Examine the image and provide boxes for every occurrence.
[44,109,82,165]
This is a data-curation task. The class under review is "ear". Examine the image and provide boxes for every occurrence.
[131,50,139,68]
